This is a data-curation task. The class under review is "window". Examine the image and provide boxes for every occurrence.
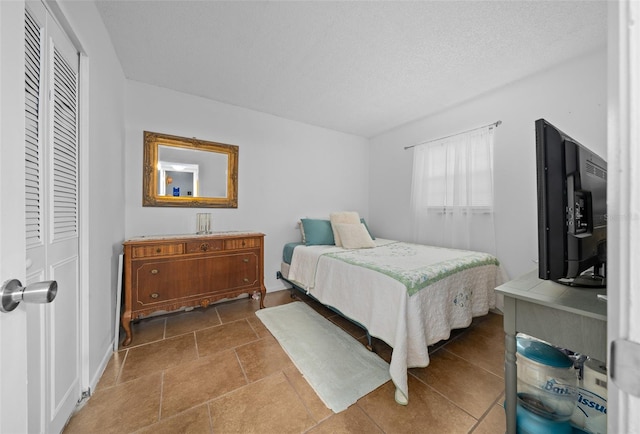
[412,126,494,211]
[410,124,497,253]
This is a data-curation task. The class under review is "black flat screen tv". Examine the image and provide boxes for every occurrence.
[535,119,607,287]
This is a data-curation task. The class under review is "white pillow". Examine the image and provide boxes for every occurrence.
[298,221,306,243]
[335,223,376,249]
[330,211,361,247]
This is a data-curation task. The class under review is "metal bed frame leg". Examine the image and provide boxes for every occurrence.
[365,332,374,352]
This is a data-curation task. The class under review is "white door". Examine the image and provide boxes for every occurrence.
[25,2,81,432]
[608,1,640,432]
[0,3,31,432]
[0,1,81,433]
[0,1,32,434]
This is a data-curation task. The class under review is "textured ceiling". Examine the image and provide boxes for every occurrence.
[95,1,607,138]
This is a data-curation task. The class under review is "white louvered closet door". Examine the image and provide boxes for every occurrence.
[25,2,81,432]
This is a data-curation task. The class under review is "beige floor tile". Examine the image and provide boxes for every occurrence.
[431,326,469,352]
[119,315,166,349]
[94,350,125,391]
[209,373,316,433]
[263,289,297,307]
[235,335,295,382]
[164,306,221,338]
[119,334,197,383]
[137,405,212,434]
[409,348,504,418]
[470,312,505,339]
[161,349,247,418]
[282,365,333,422]
[307,405,384,434]
[472,402,507,434]
[483,311,505,326]
[195,318,259,357]
[247,313,272,338]
[443,324,505,378]
[358,375,477,434]
[216,296,260,323]
[64,373,162,434]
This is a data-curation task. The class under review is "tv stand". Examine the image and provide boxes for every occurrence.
[562,273,606,288]
[496,270,607,434]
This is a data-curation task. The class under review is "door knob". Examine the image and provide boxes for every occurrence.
[0,279,57,313]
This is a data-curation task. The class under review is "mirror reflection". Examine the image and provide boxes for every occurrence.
[143,131,238,208]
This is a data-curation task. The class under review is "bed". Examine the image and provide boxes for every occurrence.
[278,221,507,405]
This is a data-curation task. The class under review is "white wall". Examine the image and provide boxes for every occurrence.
[58,0,126,387]
[124,81,370,291]
[369,49,607,280]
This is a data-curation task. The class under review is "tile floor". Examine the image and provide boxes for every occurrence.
[63,289,506,434]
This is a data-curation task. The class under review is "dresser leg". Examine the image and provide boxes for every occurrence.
[122,311,133,347]
[259,287,266,309]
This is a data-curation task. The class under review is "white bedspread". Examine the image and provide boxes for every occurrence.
[286,238,507,405]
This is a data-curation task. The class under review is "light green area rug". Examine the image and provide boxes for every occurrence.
[255,301,391,413]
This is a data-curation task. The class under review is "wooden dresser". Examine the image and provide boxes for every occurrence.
[121,232,266,346]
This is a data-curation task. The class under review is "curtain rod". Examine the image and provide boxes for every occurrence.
[403,120,502,150]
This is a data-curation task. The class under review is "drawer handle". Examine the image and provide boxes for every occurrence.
[242,241,246,246]
[150,293,159,299]
[150,269,159,275]
[156,248,162,253]
[243,278,250,283]
[200,243,209,251]
[243,258,249,263]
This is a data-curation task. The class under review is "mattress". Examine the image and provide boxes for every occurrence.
[282,242,304,265]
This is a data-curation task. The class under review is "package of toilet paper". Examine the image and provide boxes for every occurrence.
[571,358,607,434]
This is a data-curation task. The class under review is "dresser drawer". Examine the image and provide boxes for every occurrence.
[224,237,260,250]
[134,260,201,306]
[222,252,259,287]
[132,243,184,258]
[133,253,259,305]
[186,239,224,253]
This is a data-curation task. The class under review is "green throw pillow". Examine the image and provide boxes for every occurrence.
[301,219,335,245]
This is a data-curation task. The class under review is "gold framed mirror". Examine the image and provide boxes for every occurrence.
[143,131,238,208]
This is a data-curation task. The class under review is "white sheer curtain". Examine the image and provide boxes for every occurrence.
[410,125,497,255]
